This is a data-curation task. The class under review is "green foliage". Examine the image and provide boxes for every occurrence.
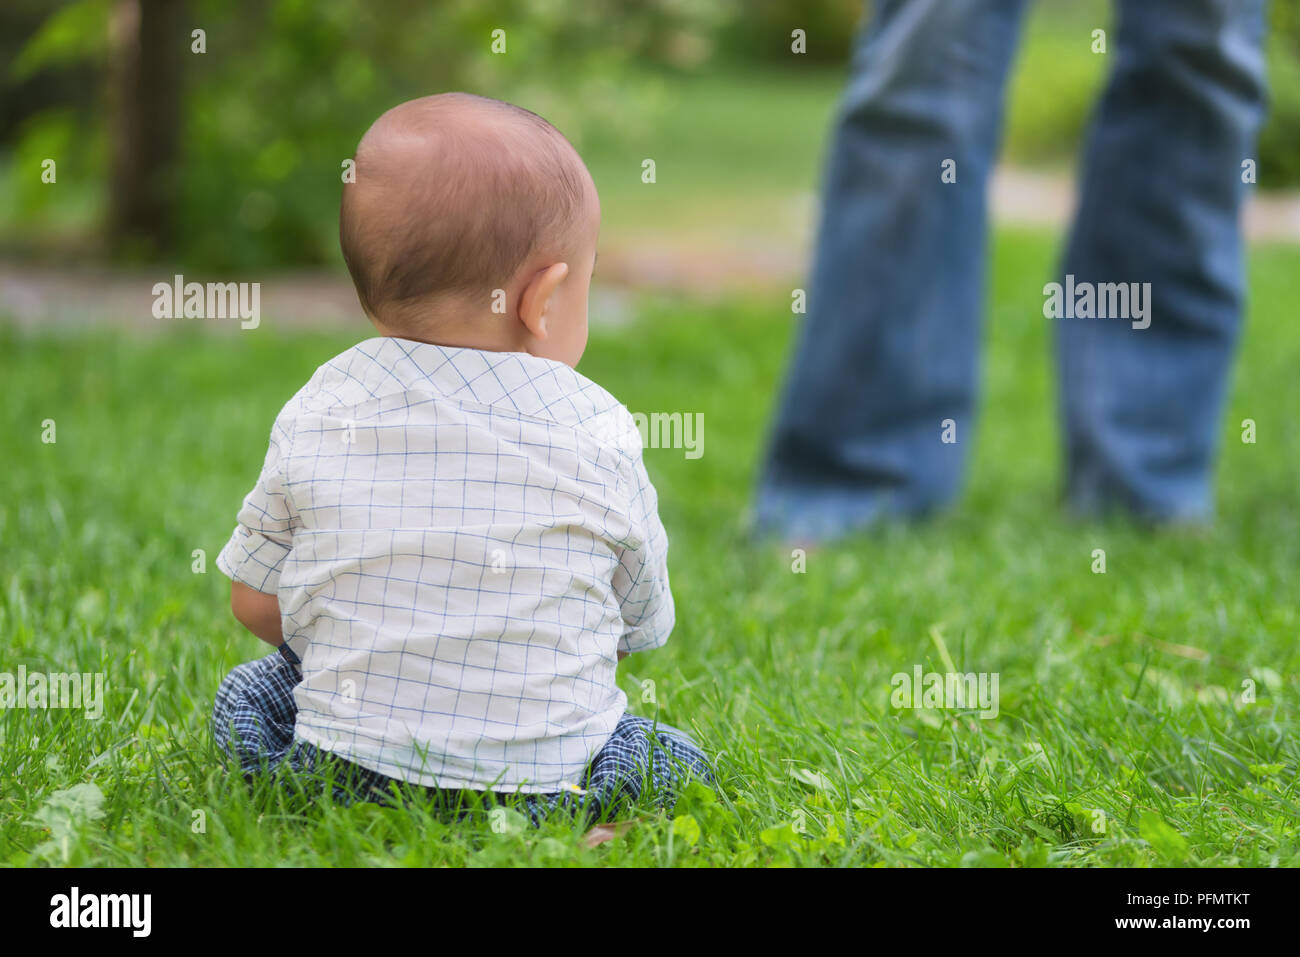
[175,0,739,269]
[3,0,732,268]
[1,0,1299,266]
[10,0,109,80]
[1258,28,1300,189]
[1003,2,1110,169]
[713,0,864,64]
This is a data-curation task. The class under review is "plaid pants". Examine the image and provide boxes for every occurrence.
[212,646,714,824]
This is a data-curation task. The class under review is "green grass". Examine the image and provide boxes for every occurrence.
[3,228,1300,866]
[581,67,841,239]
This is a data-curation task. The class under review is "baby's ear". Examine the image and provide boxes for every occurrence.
[518,262,569,339]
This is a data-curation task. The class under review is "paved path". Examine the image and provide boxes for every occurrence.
[3,166,1297,330]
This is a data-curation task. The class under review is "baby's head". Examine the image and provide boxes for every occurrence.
[340,93,599,368]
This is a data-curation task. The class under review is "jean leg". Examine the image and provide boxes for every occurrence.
[755,0,1030,541]
[1058,0,1269,520]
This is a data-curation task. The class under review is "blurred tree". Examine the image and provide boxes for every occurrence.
[1258,0,1300,188]
[107,0,186,257]
[0,1,96,143]
[6,0,735,268]
[4,0,1300,266]
[715,0,864,64]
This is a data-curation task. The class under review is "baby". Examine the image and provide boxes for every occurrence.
[211,93,711,822]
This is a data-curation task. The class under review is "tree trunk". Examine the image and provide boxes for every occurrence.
[107,0,185,259]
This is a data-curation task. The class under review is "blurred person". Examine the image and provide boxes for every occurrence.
[755,0,1270,541]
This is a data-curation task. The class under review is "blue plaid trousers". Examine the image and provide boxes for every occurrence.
[212,646,714,825]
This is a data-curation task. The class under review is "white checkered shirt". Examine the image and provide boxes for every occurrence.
[216,336,674,792]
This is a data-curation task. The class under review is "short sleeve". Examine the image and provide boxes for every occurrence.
[611,452,675,654]
[216,410,299,594]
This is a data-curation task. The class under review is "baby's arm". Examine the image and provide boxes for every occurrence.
[231,581,283,646]
[217,407,299,648]
[612,453,675,658]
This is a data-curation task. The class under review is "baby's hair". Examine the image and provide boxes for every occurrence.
[340,92,589,324]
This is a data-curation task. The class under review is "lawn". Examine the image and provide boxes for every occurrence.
[2,228,1299,866]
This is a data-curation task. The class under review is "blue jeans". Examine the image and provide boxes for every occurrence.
[755,0,1269,540]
